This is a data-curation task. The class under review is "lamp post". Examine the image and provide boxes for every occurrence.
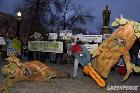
[16,12,22,37]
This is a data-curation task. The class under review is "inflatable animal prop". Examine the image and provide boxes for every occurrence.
[0,54,69,92]
[91,17,140,82]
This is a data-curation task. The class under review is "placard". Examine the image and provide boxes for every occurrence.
[138,50,140,58]
[84,44,98,54]
[7,48,15,56]
[59,30,72,37]
[0,37,6,45]
[48,33,58,40]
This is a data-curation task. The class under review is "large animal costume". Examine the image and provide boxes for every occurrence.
[0,54,69,92]
[91,17,140,82]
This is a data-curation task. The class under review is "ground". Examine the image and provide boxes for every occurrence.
[0,60,140,93]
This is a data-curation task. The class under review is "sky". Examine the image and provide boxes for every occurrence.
[0,0,140,33]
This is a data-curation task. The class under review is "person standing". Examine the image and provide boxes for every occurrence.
[70,39,105,87]
[71,40,91,78]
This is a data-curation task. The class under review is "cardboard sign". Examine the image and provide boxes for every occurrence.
[138,50,140,58]
[48,33,58,40]
[81,35,103,43]
[84,44,98,54]
[0,37,6,45]
[59,30,72,37]
[7,48,15,56]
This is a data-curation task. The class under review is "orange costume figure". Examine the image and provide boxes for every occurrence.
[91,17,140,82]
[0,54,69,92]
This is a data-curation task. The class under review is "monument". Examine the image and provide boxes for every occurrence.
[101,5,111,34]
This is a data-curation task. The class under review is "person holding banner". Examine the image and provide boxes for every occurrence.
[71,40,91,78]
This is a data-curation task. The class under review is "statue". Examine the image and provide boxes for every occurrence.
[102,5,111,26]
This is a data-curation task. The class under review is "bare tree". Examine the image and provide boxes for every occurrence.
[14,0,53,41]
[48,0,94,34]
[14,0,94,34]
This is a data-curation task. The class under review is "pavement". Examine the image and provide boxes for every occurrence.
[0,59,140,93]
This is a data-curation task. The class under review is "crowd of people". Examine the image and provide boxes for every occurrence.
[0,31,140,78]
[0,31,28,59]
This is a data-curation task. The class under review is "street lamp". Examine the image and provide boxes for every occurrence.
[16,11,22,37]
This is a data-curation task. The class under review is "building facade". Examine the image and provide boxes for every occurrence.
[0,11,16,37]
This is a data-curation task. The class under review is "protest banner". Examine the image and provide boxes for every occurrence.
[82,35,102,43]
[28,41,63,53]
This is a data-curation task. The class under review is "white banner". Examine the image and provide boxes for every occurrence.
[28,41,63,53]
[82,35,102,43]
[59,30,72,37]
